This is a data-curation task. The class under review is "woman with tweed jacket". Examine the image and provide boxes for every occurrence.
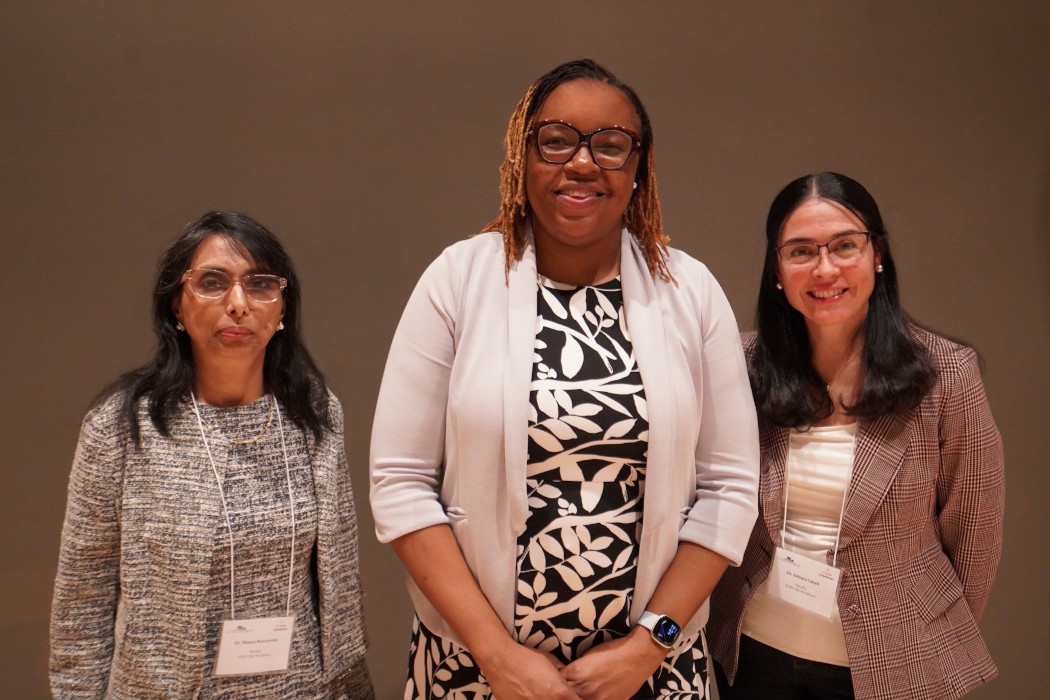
[50,212,373,699]
[708,173,1005,700]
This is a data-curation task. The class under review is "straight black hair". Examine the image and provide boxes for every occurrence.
[750,172,935,427]
[95,211,332,444]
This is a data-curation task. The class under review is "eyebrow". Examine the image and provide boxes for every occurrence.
[191,265,271,276]
[535,119,642,138]
[779,230,866,245]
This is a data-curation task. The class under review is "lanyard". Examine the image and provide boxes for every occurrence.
[191,393,296,619]
[780,429,855,568]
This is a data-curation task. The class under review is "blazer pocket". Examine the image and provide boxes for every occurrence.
[907,557,965,622]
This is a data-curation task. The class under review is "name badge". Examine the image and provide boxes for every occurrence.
[213,615,296,677]
[767,546,841,619]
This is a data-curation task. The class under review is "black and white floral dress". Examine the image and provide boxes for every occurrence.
[405,278,708,699]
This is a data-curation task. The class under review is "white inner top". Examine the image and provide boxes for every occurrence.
[741,422,857,667]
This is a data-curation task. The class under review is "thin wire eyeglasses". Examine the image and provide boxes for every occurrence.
[182,269,287,303]
[776,232,872,267]
[533,120,642,170]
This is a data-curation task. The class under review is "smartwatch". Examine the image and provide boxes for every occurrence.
[637,611,682,649]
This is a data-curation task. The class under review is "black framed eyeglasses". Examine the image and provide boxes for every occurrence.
[533,120,642,170]
[181,269,287,303]
[776,232,871,267]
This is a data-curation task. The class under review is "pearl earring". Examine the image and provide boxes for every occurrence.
[876,264,884,273]
[632,182,638,190]
[776,282,783,290]
[175,322,185,331]
[277,321,285,331]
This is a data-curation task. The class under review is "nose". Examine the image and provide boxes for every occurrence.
[225,281,250,316]
[564,142,599,174]
[811,248,842,277]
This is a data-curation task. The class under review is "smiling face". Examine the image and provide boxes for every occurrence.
[525,79,641,279]
[776,197,882,336]
[172,233,285,369]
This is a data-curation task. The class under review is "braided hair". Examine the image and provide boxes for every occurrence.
[481,59,672,282]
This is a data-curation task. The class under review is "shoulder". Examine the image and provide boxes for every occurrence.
[663,245,714,282]
[323,387,345,428]
[70,391,138,487]
[740,330,759,359]
[653,244,738,324]
[414,232,506,295]
[649,244,722,302]
[81,390,134,438]
[909,324,979,374]
[908,325,987,410]
[432,232,505,270]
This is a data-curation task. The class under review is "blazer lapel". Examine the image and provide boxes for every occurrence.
[619,229,676,533]
[505,233,538,534]
[838,409,916,551]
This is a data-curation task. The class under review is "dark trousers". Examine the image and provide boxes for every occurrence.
[714,635,855,700]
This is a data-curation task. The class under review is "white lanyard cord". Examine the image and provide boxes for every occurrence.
[191,393,296,619]
[275,400,296,614]
[780,434,853,569]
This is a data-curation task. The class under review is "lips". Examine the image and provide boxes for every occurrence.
[809,288,846,300]
[557,186,606,201]
[555,188,607,214]
[218,326,252,338]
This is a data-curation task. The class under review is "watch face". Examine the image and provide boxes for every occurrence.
[653,616,681,646]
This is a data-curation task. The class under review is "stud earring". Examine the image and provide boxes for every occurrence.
[175,322,185,331]
[776,282,783,290]
[876,264,884,273]
[632,182,638,190]
[277,321,285,331]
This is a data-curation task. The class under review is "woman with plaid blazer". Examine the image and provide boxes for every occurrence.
[707,173,1004,700]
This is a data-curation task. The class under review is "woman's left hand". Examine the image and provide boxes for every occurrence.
[560,626,666,700]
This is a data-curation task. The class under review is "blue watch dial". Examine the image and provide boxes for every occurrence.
[652,616,681,646]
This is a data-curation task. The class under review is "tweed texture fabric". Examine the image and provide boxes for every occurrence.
[50,390,372,699]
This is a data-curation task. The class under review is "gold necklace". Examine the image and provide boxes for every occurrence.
[191,395,276,445]
[823,350,862,400]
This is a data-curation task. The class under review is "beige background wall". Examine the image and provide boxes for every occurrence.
[2,3,1047,698]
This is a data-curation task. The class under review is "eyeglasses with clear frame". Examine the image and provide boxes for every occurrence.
[181,269,287,303]
[533,120,642,170]
[776,232,872,267]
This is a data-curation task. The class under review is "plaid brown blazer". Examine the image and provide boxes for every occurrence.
[708,327,1005,700]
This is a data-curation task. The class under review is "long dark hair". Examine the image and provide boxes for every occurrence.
[95,211,332,443]
[750,172,935,428]
[482,58,671,281]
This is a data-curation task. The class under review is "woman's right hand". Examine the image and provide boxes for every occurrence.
[390,526,580,698]
[477,640,581,700]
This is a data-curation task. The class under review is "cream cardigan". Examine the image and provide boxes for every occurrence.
[370,229,759,650]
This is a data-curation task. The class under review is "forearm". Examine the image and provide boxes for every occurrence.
[645,540,730,626]
[392,524,581,698]
[562,542,730,697]
[390,524,513,665]
[631,541,730,663]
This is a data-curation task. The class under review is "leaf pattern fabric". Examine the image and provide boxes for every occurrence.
[404,279,708,698]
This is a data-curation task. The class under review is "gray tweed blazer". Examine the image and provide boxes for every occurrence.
[50,391,372,699]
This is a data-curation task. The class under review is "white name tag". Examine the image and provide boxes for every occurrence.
[767,546,841,619]
[213,615,296,677]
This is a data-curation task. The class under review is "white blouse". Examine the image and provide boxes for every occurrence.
[741,422,857,666]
